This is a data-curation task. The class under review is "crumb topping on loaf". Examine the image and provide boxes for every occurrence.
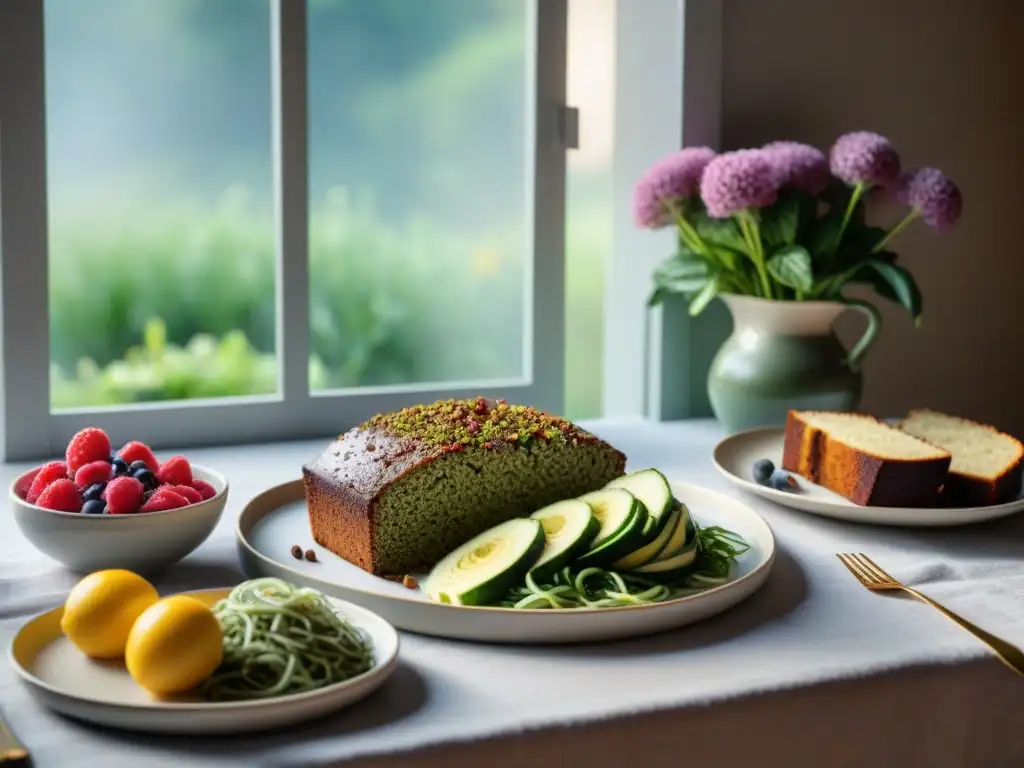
[360,397,597,450]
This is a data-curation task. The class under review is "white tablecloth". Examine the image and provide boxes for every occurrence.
[2,419,1024,768]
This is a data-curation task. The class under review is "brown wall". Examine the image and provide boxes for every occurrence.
[722,0,1024,434]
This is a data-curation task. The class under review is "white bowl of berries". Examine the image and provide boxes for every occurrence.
[9,428,229,575]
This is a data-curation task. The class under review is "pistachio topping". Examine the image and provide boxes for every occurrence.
[360,397,595,450]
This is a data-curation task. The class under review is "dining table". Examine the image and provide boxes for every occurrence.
[2,417,1023,768]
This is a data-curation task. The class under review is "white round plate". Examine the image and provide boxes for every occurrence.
[9,588,400,735]
[235,479,775,644]
[713,427,1024,527]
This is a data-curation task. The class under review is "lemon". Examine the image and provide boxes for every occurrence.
[125,595,223,697]
[60,570,160,659]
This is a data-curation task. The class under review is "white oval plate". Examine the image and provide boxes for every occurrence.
[235,479,775,644]
[713,426,1024,527]
[9,588,399,735]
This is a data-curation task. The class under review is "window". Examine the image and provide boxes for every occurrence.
[1,0,716,461]
[45,0,277,410]
[306,1,531,391]
[0,0,569,460]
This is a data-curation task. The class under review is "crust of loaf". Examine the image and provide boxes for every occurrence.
[302,418,627,576]
[303,466,376,572]
[900,409,1024,507]
[302,423,446,575]
[781,411,951,507]
[939,467,1022,507]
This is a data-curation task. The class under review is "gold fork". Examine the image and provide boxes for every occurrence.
[0,712,28,764]
[837,553,1024,676]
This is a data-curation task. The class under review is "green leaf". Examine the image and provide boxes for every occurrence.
[766,245,813,292]
[851,225,887,252]
[831,221,888,270]
[710,246,742,271]
[648,253,710,306]
[759,193,800,249]
[654,254,709,284]
[688,275,720,316]
[647,287,667,307]
[675,243,703,262]
[692,211,750,255]
[809,209,843,258]
[795,191,820,244]
[143,317,167,361]
[860,259,923,323]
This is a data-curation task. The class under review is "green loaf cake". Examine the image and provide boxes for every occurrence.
[302,398,627,576]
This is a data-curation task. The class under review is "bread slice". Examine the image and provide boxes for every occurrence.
[782,410,951,507]
[898,409,1023,507]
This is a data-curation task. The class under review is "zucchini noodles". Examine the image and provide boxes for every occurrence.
[502,524,750,610]
[201,578,374,701]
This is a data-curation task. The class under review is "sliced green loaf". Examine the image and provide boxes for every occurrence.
[302,398,627,576]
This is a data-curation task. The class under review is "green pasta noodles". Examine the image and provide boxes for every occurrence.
[201,578,375,701]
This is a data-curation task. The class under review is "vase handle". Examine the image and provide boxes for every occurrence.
[842,299,881,373]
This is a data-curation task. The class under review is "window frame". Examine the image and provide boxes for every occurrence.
[0,0,568,461]
[603,0,726,421]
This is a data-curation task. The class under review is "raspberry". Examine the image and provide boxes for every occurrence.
[26,461,70,503]
[104,476,145,515]
[157,456,192,486]
[169,484,203,505]
[141,488,189,513]
[74,460,111,489]
[191,479,217,500]
[118,441,159,473]
[65,428,112,475]
[36,479,82,512]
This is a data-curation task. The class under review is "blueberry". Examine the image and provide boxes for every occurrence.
[128,460,150,474]
[83,482,106,502]
[111,458,129,476]
[752,458,775,485]
[133,468,158,490]
[768,470,798,492]
[82,499,106,515]
[105,454,115,463]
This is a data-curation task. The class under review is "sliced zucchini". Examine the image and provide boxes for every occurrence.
[577,488,638,548]
[528,499,600,582]
[574,489,649,568]
[606,469,674,537]
[633,525,700,580]
[649,502,691,561]
[610,506,681,571]
[424,518,545,606]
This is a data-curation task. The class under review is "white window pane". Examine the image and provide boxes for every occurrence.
[307,0,530,391]
[45,0,276,409]
[565,0,613,419]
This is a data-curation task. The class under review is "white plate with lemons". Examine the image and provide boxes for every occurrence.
[8,572,400,735]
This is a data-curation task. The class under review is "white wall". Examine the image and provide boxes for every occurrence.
[722,0,1024,433]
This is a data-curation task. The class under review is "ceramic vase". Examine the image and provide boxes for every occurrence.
[707,294,881,434]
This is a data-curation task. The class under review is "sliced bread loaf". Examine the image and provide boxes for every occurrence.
[898,409,1023,507]
[782,410,951,507]
[302,398,626,576]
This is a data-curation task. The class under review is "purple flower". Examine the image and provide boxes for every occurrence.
[897,168,963,231]
[633,147,716,228]
[762,141,830,195]
[699,149,780,218]
[829,131,901,187]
